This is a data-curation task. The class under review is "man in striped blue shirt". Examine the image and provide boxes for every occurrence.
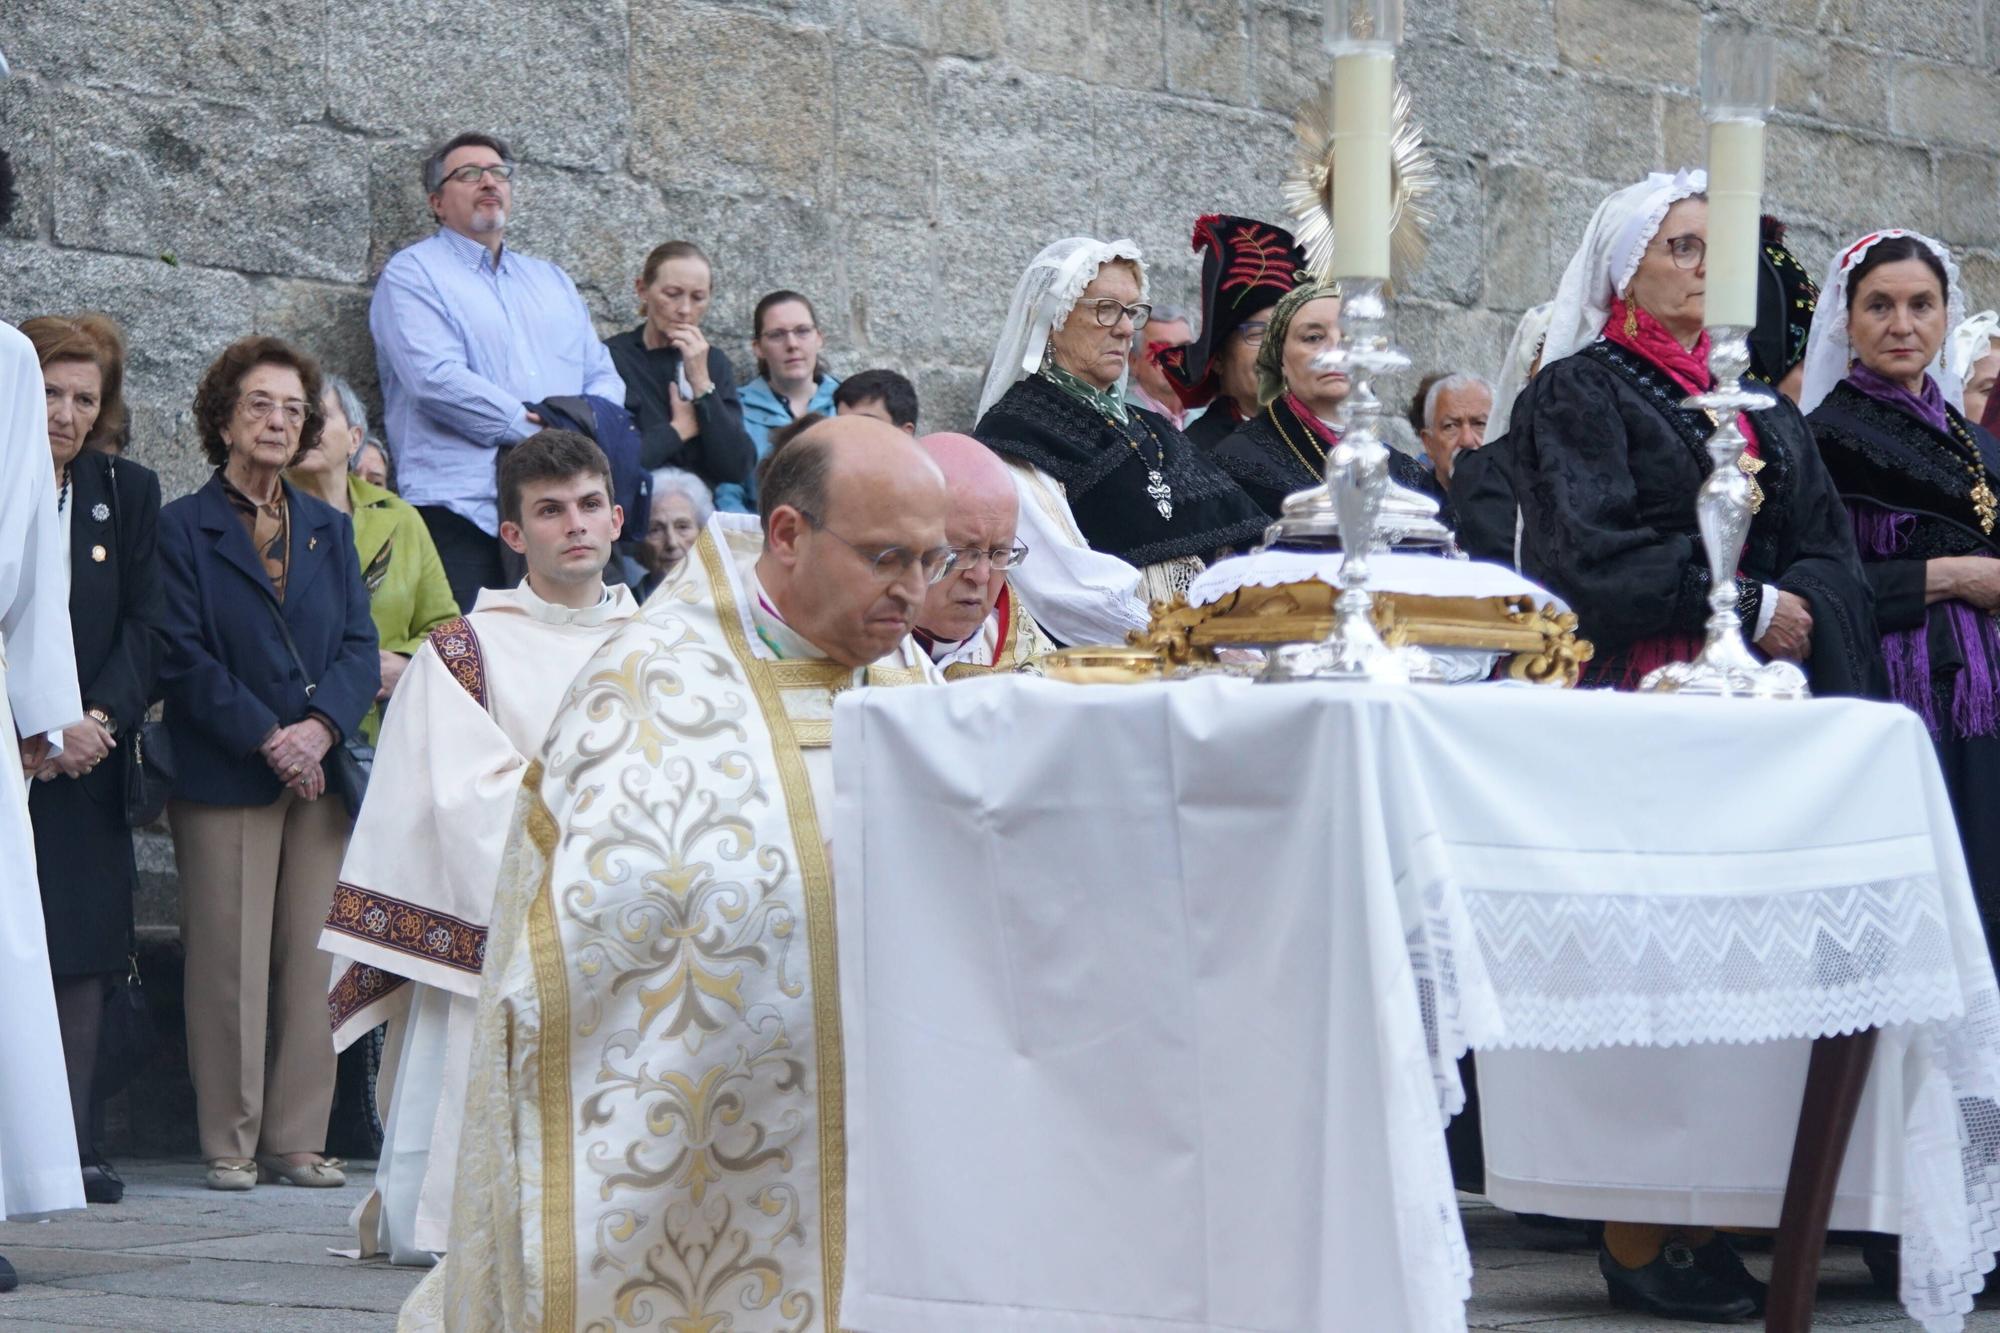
[370,132,625,610]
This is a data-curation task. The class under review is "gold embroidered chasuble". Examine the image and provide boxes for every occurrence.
[402,517,936,1332]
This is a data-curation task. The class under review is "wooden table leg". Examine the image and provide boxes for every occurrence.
[1764,1028,1879,1332]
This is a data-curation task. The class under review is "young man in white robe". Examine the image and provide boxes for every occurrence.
[911,431,1054,677]
[0,321,87,1294]
[400,416,948,1331]
[320,430,639,1265]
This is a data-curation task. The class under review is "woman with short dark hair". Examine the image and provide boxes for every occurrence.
[18,312,164,1206]
[157,335,379,1192]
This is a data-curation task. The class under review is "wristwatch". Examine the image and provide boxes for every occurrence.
[86,706,115,735]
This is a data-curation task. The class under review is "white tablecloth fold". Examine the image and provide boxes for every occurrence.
[833,677,2000,1332]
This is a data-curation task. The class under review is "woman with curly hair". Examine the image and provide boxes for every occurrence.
[156,336,378,1192]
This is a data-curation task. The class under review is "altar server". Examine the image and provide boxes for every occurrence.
[912,432,1054,676]
[0,321,87,1290]
[321,430,638,1264]
[400,416,946,1330]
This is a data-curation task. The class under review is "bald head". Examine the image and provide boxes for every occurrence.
[915,432,1024,648]
[758,415,949,667]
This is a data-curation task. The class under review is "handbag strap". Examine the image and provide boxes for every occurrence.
[258,590,319,701]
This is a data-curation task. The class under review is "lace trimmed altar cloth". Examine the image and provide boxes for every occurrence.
[831,676,2000,1332]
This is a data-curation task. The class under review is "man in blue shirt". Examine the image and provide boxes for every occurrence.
[370,132,625,610]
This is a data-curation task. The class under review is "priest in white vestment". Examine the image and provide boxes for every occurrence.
[401,417,948,1331]
[912,431,1054,677]
[0,322,87,1286]
[321,431,639,1264]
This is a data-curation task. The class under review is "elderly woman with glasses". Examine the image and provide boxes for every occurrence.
[972,236,1265,646]
[156,336,379,1194]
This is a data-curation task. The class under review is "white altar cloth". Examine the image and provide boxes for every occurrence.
[832,677,2000,1333]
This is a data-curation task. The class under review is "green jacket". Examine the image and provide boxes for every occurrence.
[347,473,459,741]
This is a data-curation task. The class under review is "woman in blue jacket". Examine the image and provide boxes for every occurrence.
[733,289,840,509]
[157,337,379,1194]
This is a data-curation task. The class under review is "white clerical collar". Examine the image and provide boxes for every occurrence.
[473,579,636,627]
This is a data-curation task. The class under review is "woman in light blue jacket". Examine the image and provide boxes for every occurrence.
[730,289,840,510]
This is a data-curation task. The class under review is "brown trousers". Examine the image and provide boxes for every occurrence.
[170,790,350,1162]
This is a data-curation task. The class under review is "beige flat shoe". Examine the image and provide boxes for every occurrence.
[255,1154,346,1188]
[205,1157,257,1191]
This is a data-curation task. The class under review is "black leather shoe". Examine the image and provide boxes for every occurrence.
[81,1157,124,1205]
[1861,1234,1899,1295]
[1601,1240,1759,1322]
[1692,1236,1767,1315]
[0,1253,17,1293]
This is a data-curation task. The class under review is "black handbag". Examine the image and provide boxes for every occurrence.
[101,458,177,828]
[258,591,371,818]
[92,946,157,1101]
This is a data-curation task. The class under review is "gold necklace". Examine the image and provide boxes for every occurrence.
[1269,403,1326,480]
[1943,414,1998,535]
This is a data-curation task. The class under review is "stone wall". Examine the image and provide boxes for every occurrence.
[2,0,1996,501]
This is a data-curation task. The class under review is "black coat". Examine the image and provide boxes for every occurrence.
[157,474,380,807]
[1210,395,1433,521]
[602,328,756,491]
[1449,436,1518,565]
[30,451,166,974]
[1511,340,1883,696]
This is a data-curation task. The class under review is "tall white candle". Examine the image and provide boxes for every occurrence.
[1331,48,1393,281]
[1704,117,1765,330]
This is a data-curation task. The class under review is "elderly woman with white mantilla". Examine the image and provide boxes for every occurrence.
[1509,169,1877,699]
[974,237,1266,646]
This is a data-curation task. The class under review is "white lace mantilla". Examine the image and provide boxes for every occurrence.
[1188,548,1570,611]
[1409,872,2000,1332]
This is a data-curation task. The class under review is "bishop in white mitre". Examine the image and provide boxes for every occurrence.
[0,322,87,1259]
[911,431,1055,677]
[401,416,948,1331]
[321,435,638,1264]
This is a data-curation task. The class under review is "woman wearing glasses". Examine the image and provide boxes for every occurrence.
[739,290,841,503]
[1505,170,1877,696]
[972,237,1266,644]
[156,337,379,1194]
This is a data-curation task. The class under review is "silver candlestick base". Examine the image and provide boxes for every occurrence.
[1263,280,1437,683]
[1638,327,1809,700]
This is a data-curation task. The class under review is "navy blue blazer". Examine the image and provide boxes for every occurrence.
[157,473,380,807]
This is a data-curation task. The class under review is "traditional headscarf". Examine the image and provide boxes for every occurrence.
[1797,229,1966,416]
[1948,310,2000,383]
[1541,170,1708,371]
[1749,216,1819,384]
[1253,278,1343,407]
[978,236,1147,421]
[1158,214,1308,411]
[1483,302,1554,443]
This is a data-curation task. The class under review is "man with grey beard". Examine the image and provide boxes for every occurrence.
[369,131,623,609]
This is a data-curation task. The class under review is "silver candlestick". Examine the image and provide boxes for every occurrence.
[1639,328,1809,699]
[1265,280,1436,682]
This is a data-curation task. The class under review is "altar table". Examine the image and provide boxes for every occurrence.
[831,677,2000,1332]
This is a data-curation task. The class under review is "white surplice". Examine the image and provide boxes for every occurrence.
[320,580,637,1263]
[1006,463,1160,646]
[0,322,85,1221]
[399,512,937,1332]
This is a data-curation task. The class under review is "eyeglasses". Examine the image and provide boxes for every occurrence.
[760,324,819,344]
[946,541,1030,572]
[1083,299,1152,329]
[238,394,308,428]
[442,163,515,186]
[799,510,959,585]
[1660,234,1706,270]
[1236,320,1270,348]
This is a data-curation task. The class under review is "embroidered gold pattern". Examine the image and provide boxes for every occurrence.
[325,882,486,974]
[326,959,409,1030]
[427,615,490,709]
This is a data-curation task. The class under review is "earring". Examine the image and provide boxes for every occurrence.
[1039,339,1054,372]
[1623,301,1639,338]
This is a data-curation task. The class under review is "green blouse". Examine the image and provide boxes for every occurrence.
[1040,365,1130,424]
[346,473,459,741]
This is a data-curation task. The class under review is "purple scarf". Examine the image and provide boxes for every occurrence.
[1846,362,1954,437]
[1851,503,2000,738]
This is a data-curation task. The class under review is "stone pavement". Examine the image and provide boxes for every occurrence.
[3,1163,1994,1330]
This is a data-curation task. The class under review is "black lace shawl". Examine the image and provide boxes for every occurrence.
[1511,339,1882,696]
[1210,395,1433,521]
[974,375,1269,568]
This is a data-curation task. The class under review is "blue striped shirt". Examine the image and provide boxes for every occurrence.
[369,228,624,534]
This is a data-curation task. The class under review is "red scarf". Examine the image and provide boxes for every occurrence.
[1286,391,1340,453]
[1603,297,1760,460]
